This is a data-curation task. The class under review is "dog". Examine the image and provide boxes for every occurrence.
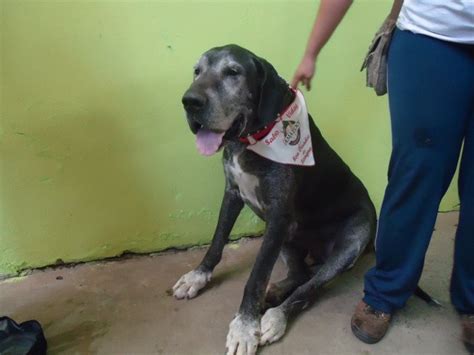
[174,44,377,355]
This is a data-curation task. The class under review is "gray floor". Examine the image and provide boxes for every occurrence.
[0,212,466,354]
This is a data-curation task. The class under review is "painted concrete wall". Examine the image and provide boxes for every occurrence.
[0,0,459,276]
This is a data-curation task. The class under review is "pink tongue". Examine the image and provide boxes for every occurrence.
[196,129,225,156]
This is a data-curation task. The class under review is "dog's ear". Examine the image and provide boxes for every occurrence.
[253,56,290,123]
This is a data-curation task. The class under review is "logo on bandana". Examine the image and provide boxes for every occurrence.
[283,120,301,146]
[246,89,315,166]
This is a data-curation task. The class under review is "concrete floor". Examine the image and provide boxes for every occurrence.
[0,212,467,354]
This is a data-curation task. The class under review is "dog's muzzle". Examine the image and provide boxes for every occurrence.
[182,90,207,114]
[182,90,227,156]
[182,90,207,134]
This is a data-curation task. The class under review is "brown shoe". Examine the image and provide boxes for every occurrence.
[351,300,392,344]
[461,315,474,354]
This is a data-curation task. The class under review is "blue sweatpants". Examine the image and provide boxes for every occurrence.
[363,28,474,314]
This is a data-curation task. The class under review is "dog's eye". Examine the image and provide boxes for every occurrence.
[194,68,201,76]
[224,67,240,77]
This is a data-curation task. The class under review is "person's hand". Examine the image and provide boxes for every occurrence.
[291,55,316,91]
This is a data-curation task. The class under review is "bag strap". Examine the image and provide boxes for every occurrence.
[388,0,404,22]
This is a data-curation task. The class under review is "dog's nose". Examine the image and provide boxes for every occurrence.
[182,91,207,113]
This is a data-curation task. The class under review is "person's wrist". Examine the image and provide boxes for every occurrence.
[303,50,318,63]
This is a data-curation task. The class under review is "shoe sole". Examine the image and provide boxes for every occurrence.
[351,323,384,344]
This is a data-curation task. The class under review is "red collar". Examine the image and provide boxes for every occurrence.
[239,88,297,145]
[238,120,278,145]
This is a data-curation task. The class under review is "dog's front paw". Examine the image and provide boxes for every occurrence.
[260,307,287,345]
[226,314,260,355]
[172,269,211,299]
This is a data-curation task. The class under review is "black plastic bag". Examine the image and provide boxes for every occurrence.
[0,316,47,355]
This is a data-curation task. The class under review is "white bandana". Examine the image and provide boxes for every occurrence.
[247,90,315,166]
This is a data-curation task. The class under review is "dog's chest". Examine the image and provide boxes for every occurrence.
[224,154,263,211]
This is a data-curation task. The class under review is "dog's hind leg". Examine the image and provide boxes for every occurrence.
[259,219,373,346]
[265,243,310,309]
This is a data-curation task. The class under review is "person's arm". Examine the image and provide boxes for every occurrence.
[292,0,404,91]
[291,0,354,90]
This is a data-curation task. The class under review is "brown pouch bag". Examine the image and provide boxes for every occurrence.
[361,0,403,96]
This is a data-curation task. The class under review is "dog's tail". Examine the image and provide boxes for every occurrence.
[414,285,442,307]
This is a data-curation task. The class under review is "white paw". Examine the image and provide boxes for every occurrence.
[226,314,260,355]
[259,307,287,345]
[172,269,211,299]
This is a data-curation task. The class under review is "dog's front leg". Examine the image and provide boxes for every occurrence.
[226,212,290,355]
[173,189,244,299]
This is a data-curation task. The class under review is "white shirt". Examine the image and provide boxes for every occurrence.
[397,0,474,44]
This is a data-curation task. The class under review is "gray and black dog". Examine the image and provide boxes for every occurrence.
[174,44,377,355]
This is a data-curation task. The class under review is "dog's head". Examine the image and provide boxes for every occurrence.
[182,44,291,156]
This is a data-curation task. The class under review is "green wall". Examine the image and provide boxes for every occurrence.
[0,0,459,276]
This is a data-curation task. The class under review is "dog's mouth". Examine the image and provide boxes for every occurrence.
[224,114,246,140]
[191,114,245,156]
